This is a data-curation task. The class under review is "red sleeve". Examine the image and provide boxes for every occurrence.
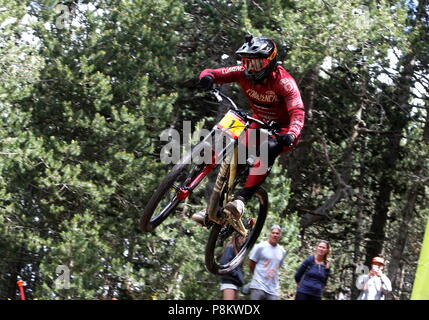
[277,77,305,138]
[199,65,246,84]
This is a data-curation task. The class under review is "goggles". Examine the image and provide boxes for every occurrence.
[241,45,277,73]
[241,58,271,72]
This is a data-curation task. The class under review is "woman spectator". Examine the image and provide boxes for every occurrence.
[294,240,331,300]
[219,233,246,300]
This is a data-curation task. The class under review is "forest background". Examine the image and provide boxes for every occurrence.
[0,0,428,300]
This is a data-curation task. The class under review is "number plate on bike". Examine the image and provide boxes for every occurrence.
[217,111,246,139]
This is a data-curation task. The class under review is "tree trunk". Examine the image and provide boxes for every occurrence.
[364,55,416,266]
[351,147,367,300]
[387,172,420,299]
[424,104,429,144]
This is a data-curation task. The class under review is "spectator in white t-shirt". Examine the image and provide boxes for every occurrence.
[248,225,286,300]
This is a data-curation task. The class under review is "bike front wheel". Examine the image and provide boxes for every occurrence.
[204,187,268,275]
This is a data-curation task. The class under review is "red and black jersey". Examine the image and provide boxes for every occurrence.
[199,64,305,138]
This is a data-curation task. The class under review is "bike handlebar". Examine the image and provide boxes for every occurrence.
[211,89,239,110]
[210,88,280,134]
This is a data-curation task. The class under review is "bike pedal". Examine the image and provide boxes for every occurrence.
[208,209,227,226]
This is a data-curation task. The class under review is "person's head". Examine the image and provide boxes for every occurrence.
[371,256,385,271]
[315,240,331,263]
[268,225,282,246]
[235,34,278,82]
[228,232,246,254]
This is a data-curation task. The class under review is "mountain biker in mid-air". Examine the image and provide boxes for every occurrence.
[192,35,305,227]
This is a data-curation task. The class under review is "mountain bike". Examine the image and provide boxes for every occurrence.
[140,88,279,275]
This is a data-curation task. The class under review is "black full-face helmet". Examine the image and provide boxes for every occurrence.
[236,35,278,82]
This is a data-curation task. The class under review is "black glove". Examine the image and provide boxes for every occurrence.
[279,133,296,147]
[199,76,214,90]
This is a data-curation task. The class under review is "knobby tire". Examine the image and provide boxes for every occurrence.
[205,187,268,275]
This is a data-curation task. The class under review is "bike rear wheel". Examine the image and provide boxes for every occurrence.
[140,142,212,232]
[204,187,268,275]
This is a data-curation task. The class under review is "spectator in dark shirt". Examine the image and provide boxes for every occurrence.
[294,240,331,300]
[220,233,246,300]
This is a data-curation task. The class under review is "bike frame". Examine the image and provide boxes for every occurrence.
[175,120,240,202]
[175,89,277,224]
